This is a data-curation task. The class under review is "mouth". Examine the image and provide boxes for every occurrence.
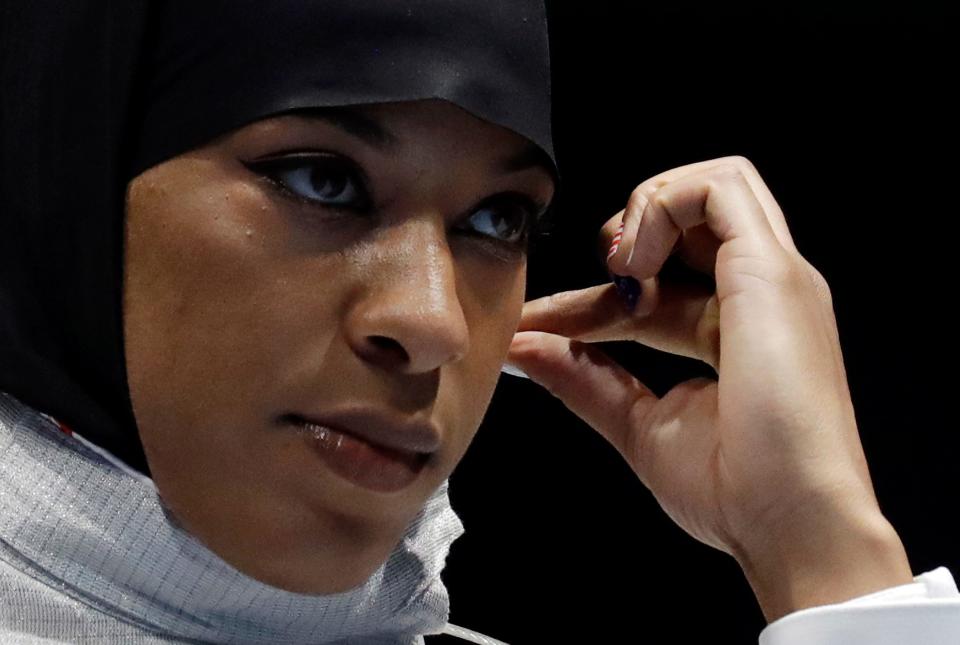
[281,413,433,493]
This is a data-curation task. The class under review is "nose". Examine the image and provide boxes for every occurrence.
[344,221,470,374]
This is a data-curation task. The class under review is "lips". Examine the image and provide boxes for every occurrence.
[298,420,427,469]
[279,409,441,457]
[281,411,435,493]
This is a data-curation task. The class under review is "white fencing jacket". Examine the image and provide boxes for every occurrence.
[1,390,958,644]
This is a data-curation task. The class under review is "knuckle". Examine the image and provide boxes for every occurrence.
[731,250,795,288]
[801,259,833,302]
[526,342,556,371]
[711,154,756,176]
[801,258,825,284]
[543,292,581,332]
[628,185,652,212]
[729,154,758,173]
[782,255,827,297]
[710,163,743,184]
[545,290,572,312]
[651,191,671,213]
[724,249,827,301]
[781,256,809,289]
[702,172,738,204]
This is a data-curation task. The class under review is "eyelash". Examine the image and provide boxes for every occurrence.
[243,151,544,252]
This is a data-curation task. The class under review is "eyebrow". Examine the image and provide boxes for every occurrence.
[297,106,556,184]
[499,142,557,182]
[298,106,400,150]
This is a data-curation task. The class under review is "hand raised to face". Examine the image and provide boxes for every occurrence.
[505,155,913,622]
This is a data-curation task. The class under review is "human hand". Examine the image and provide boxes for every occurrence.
[505,156,913,621]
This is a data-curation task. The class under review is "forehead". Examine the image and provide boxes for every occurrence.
[236,99,558,187]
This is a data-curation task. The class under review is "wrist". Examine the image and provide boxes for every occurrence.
[734,502,913,623]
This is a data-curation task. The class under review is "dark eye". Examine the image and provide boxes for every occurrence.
[461,194,539,246]
[245,152,370,211]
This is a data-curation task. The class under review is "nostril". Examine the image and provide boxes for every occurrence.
[366,335,409,365]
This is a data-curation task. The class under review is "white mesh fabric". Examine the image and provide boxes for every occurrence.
[0,391,465,644]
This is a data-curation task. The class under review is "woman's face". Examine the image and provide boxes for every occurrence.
[123,99,555,593]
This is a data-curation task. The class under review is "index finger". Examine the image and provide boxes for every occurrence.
[598,155,798,263]
[517,278,719,369]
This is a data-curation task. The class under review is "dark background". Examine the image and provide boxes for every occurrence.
[434,3,957,643]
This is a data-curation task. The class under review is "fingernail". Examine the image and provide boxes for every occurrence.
[607,221,625,261]
[500,362,529,379]
[612,273,641,312]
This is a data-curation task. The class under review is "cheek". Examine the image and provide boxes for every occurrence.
[462,256,527,348]
[122,161,343,434]
[449,257,526,426]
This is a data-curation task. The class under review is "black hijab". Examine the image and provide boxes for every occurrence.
[0,0,556,477]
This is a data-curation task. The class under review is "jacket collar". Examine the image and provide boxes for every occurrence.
[0,390,464,643]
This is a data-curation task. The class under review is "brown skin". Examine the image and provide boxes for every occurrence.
[123,99,556,594]
[125,99,910,617]
[506,157,913,621]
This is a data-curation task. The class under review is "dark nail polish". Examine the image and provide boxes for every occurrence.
[612,274,641,312]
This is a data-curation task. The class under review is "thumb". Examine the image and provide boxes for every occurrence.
[517,281,660,344]
[505,330,658,470]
